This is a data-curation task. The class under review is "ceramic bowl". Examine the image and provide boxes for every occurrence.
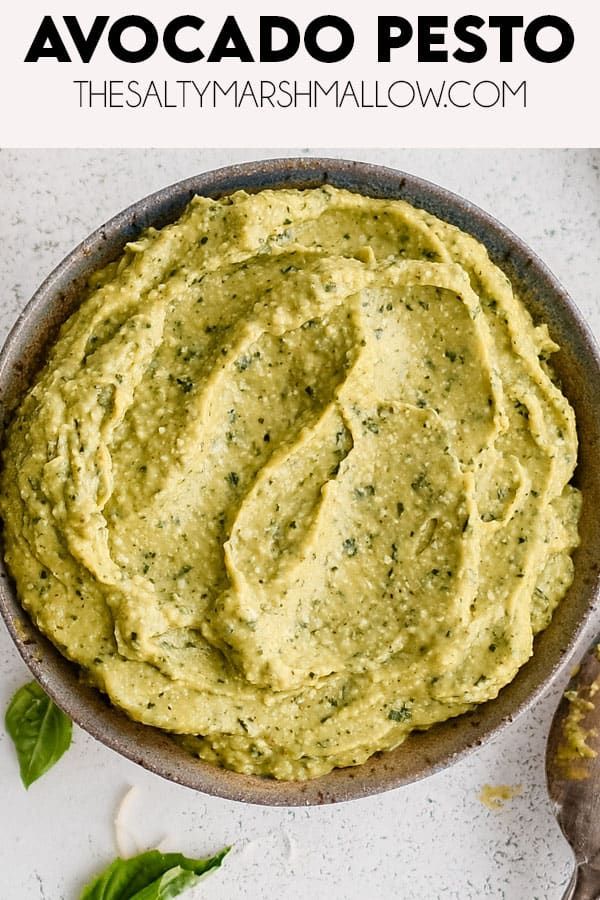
[1,157,599,805]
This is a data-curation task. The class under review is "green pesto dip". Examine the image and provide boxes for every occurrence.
[1,186,581,780]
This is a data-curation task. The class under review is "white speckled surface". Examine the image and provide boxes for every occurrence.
[1,149,599,900]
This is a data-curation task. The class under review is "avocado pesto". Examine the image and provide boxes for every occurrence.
[1,186,581,780]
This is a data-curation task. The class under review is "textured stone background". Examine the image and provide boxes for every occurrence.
[1,149,599,899]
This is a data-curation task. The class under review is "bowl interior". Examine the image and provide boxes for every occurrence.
[1,157,599,806]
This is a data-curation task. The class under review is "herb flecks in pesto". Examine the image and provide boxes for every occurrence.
[0,186,580,783]
[388,704,412,723]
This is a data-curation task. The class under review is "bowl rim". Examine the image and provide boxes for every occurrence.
[1,155,600,806]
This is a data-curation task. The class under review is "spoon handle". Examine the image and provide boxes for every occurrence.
[564,864,600,899]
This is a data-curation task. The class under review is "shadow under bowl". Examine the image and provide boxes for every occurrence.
[1,157,599,806]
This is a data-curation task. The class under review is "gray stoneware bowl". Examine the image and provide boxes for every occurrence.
[1,158,599,806]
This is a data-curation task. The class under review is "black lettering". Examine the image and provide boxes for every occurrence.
[108,16,158,63]
[24,15,71,62]
[304,16,354,63]
[63,16,109,63]
[453,16,486,63]
[314,81,338,101]
[377,16,413,62]
[239,81,259,107]
[488,16,523,63]
[473,80,501,108]
[277,80,294,108]
[387,81,416,108]
[74,80,86,105]
[525,15,574,63]
[109,82,124,107]
[418,17,448,62]
[163,16,204,63]
[126,80,143,108]
[214,81,237,100]
[142,81,162,108]
[208,16,254,62]
[448,80,471,107]
[503,80,527,107]
[260,16,300,63]
[416,81,446,107]
[260,80,277,106]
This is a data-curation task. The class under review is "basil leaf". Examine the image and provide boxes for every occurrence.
[130,866,199,900]
[5,681,72,788]
[80,847,230,900]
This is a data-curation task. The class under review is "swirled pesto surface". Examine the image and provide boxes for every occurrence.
[1,187,581,780]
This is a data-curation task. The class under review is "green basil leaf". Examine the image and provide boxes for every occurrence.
[5,681,72,788]
[80,847,230,900]
[130,866,199,900]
